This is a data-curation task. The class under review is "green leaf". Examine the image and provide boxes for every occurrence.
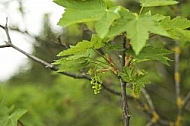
[140,0,178,7]
[108,10,169,55]
[59,57,90,72]
[57,40,92,56]
[55,0,107,27]
[174,28,190,41]
[54,51,90,72]
[120,66,150,95]
[152,14,166,21]
[126,14,169,55]
[126,16,149,55]
[127,46,172,65]
[54,0,106,10]
[161,17,190,40]
[57,35,103,56]
[91,34,105,48]
[161,16,190,30]
[103,0,115,8]
[0,108,27,126]
[95,6,121,38]
[9,109,27,124]
[54,34,104,72]
[120,66,137,83]
[106,7,135,38]
[58,9,105,27]
[133,75,150,95]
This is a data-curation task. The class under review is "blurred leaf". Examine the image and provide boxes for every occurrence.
[9,109,27,125]
[140,0,178,7]
[175,28,190,41]
[0,108,27,126]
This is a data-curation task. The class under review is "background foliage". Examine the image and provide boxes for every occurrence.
[1,0,190,126]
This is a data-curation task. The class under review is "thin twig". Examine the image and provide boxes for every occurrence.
[0,20,122,97]
[102,84,121,96]
[0,44,10,48]
[174,2,182,124]
[141,88,155,111]
[12,43,56,69]
[12,42,122,96]
[0,29,173,125]
[134,94,171,126]
[119,35,131,126]
[174,41,182,113]
[4,18,12,44]
[17,120,24,126]
[0,18,176,126]
[182,91,190,109]
[141,88,160,125]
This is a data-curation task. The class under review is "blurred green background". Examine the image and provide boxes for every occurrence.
[1,0,190,125]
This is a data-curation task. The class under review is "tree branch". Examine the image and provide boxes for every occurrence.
[134,90,171,126]
[0,19,176,126]
[141,88,160,125]
[0,20,122,97]
[119,35,131,126]
[141,88,155,111]
[0,43,10,48]
[0,18,12,44]
[182,91,190,109]
[174,2,183,125]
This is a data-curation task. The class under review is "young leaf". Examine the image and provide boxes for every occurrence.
[133,75,150,95]
[57,35,104,56]
[174,28,190,42]
[127,46,172,65]
[58,57,89,72]
[152,14,166,21]
[91,34,105,48]
[119,66,136,83]
[0,108,27,126]
[140,0,178,7]
[120,66,150,95]
[9,109,27,123]
[161,16,190,40]
[161,16,190,30]
[54,51,90,72]
[57,40,92,56]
